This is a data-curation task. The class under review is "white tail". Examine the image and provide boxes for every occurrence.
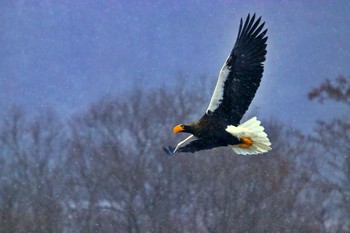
[226,117,272,155]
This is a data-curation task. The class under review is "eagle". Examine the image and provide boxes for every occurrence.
[165,14,271,155]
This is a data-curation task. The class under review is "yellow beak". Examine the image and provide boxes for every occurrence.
[173,125,184,134]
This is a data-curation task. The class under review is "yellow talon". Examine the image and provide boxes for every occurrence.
[239,137,253,148]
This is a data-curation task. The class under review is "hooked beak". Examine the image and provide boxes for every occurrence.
[173,125,184,134]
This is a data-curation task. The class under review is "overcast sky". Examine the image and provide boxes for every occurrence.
[1,0,349,132]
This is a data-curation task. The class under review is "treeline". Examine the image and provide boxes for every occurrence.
[0,76,349,233]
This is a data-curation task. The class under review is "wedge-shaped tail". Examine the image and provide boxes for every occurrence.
[226,117,271,155]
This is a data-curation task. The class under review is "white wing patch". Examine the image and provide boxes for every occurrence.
[174,135,195,153]
[206,64,230,114]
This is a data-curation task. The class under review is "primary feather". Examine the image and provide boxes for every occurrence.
[206,14,268,126]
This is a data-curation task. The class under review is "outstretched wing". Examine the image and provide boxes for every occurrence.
[174,139,219,153]
[164,135,220,154]
[206,14,268,126]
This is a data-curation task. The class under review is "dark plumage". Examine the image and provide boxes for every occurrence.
[210,14,268,125]
[166,14,271,155]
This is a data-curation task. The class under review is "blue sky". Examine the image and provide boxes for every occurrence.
[1,0,349,132]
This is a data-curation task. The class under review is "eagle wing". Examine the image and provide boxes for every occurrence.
[206,14,268,126]
[164,135,219,154]
[174,139,219,153]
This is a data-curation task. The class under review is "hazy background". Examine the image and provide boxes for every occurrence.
[1,0,349,132]
[1,1,349,232]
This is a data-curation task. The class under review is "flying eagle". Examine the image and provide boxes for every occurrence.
[165,14,271,155]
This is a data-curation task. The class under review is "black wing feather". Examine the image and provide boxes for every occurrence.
[174,139,219,154]
[208,14,268,125]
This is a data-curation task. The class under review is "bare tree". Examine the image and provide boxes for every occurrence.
[2,75,348,232]
[307,75,350,232]
[0,107,66,233]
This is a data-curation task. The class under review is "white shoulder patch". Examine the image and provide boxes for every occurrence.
[174,135,195,153]
[206,64,230,114]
